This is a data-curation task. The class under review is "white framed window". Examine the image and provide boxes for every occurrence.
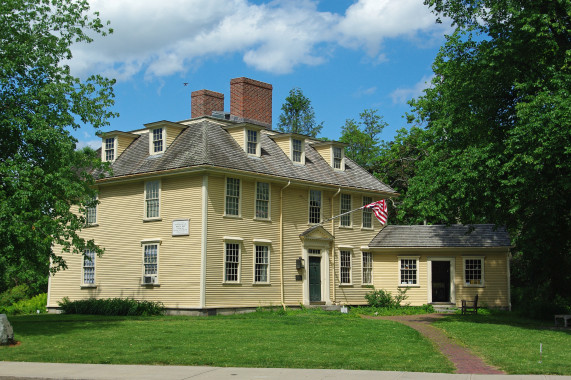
[104,137,115,162]
[362,196,373,229]
[246,129,259,156]
[292,138,304,164]
[309,189,321,224]
[225,177,241,216]
[144,180,160,219]
[86,196,97,225]
[463,257,484,287]
[254,244,270,283]
[340,194,352,227]
[255,182,270,220]
[224,242,241,283]
[333,146,343,170]
[399,257,419,286]
[143,243,159,280]
[340,250,352,285]
[151,127,164,154]
[362,252,373,285]
[82,249,95,285]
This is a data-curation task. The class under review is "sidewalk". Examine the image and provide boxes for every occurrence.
[1,362,570,380]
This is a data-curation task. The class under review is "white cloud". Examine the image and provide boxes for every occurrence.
[390,75,434,104]
[76,139,101,150]
[69,0,445,79]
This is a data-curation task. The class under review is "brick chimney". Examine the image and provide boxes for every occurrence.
[230,77,272,128]
[191,89,224,119]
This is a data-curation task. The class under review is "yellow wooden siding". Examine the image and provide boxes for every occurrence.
[165,126,183,149]
[274,138,291,161]
[312,144,331,167]
[116,134,137,159]
[48,175,204,309]
[226,128,246,152]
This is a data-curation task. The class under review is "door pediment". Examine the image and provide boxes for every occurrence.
[299,225,334,241]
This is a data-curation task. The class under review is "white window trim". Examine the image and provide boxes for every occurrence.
[149,127,166,155]
[253,243,271,284]
[339,249,352,286]
[308,189,322,224]
[290,138,305,165]
[398,256,420,287]
[254,181,271,221]
[362,251,373,285]
[102,137,117,162]
[81,249,96,287]
[141,242,160,285]
[244,129,261,157]
[362,196,373,230]
[86,196,98,226]
[224,177,242,218]
[463,256,485,287]
[144,180,161,221]
[223,239,242,284]
[339,193,352,228]
[331,146,345,171]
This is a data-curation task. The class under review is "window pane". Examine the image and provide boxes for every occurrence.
[340,194,351,227]
[225,178,240,215]
[256,182,269,219]
[145,181,159,218]
[292,139,302,162]
[247,130,258,155]
[333,147,342,169]
[309,190,321,224]
[83,250,95,284]
[362,196,372,228]
[86,197,97,225]
[225,243,240,282]
[465,259,482,285]
[340,250,351,284]
[362,252,372,284]
[153,128,163,152]
[255,245,269,283]
[144,245,158,275]
[400,259,417,285]
[105,138,114,161]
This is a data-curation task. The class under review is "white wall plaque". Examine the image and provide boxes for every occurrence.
[172,219,189,236]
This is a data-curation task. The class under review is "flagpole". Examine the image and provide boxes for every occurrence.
[318,205,367,226]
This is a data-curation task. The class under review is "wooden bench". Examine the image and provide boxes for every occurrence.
[554,314,570,328]
[461,294,478,315]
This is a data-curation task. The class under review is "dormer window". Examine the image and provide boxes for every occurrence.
[292,138,303,163]
[151,128,164,154]
[333,147,343,169]
[104,137,116,162]
[247,129,258,155]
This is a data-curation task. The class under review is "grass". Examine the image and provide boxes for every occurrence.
[432,311,571,375]
[0,308,454,372]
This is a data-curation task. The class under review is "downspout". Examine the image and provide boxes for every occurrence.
[507,250,512,311]
[280,180,291,309]
[200,174,208,309]
[331,187,341,304]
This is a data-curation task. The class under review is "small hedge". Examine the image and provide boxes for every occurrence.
[0,293,47,315]
[58,297,164,316]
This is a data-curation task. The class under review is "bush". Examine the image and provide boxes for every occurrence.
[1,293,47,315]
[0,284,32,307]
[58,297,164,316]
[365,288,409,308]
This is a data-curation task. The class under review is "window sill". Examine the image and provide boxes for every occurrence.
[464,284,485,288]
[338,226,353,230]
[80,284,97,289]
[84,223,99,228]
[361,227,374,231]
[399,284,420,288]
[252,283,271,286]
[339,284,353,287]
[140,283,160,287]
[361,284,374,288]
[222,282,242,286]
[254,217,272,222]
[143,218,162,223]
[223,215,242,220]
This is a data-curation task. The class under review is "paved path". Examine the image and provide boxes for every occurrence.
[365,314,504,374]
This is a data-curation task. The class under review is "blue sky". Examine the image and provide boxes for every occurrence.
[71,0,451,148]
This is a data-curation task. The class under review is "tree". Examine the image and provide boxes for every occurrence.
[277,88,323,137]
[339,109,387,173]
[0,0,116,291]
[405,0,570,315]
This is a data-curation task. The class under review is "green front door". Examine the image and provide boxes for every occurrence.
[309,256,321,302]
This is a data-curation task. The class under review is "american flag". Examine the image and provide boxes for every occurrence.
[365,199,388,225]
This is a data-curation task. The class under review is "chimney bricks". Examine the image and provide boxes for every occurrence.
[230,77,273,128]
[191,89,224,119]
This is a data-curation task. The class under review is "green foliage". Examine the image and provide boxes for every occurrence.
[405,0,570,311]
[352,304,435,316]
[57,297,164,316]
[0,285,33,307]
[339,109,387,173]
[0,293,47,315]
[0,0,117,283]
[365,287,409,308]
[277,88,323,137]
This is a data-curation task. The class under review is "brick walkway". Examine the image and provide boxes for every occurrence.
[364,314,505,374]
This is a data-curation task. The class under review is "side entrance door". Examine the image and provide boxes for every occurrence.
[432,261,450,302]
[309,256,321,302]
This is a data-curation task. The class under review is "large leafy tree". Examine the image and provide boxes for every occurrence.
[406,0,570,313]
[277,88,323,137]
[0,0,116,291]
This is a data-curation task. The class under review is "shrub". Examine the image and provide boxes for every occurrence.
[58,297,164,316]
[0,284,32,307]
[1,293,47,315]
[365,287,409,308]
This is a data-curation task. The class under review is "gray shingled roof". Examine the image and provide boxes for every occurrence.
[369,225,511,248]
[101,120,396,194]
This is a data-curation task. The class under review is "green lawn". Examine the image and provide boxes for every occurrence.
[0,309,454,372]
[433,312,571,376]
